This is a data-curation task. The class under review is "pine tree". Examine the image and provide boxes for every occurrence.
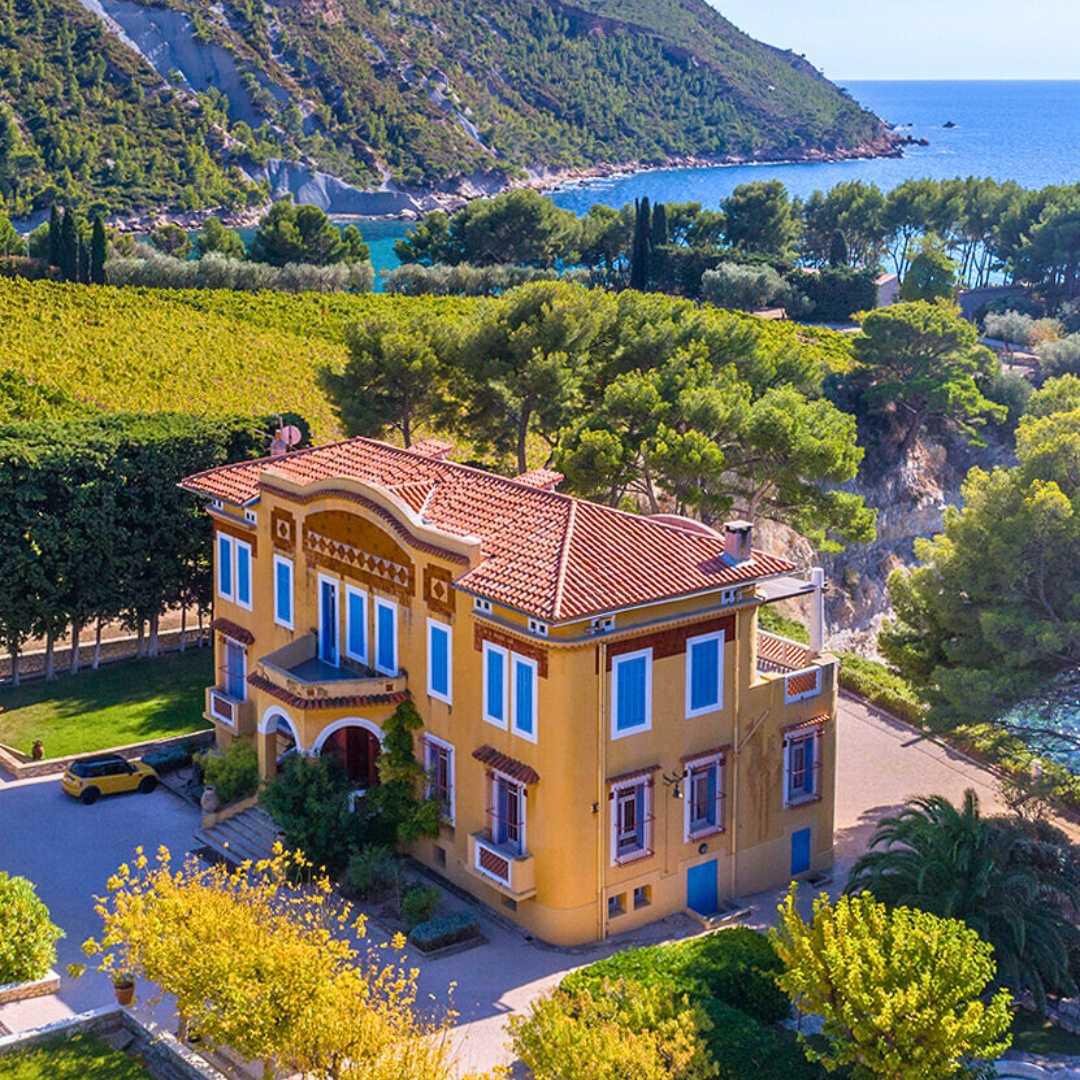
[90,217,107,284]
[47,204,61,267]
[829,228,849,268]
[58,208,78,281]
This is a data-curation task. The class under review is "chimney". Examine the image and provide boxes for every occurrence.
[809,567,826,655]
[723,520,753,564]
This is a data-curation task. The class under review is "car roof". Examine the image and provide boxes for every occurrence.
[74,754,128,766]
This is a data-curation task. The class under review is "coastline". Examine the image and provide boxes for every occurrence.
[96,133,909,235]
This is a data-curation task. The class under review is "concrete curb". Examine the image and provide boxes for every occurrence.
[0,969,60,1006]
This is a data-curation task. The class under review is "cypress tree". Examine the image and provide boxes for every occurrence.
[650,202,668,248]
[90,217,107,284]
[78,235,91,284]
[629,196,652,292]
[828,228,849,269]
[59,208,78,282]
[47,204,61,267]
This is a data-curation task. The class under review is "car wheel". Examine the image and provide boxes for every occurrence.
[138,776,158,794]
[80,787,100,805]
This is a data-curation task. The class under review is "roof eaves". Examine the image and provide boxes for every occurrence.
[551,499,577,622]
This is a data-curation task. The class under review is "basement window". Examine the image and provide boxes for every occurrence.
[608,893,627,919]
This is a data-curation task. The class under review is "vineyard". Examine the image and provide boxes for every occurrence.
[0,279,854,442]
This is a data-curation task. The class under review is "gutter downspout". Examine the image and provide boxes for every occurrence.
[597,641,608,942]
[730,613,742,900]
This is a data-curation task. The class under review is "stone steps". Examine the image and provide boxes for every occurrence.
[194,807,280,868]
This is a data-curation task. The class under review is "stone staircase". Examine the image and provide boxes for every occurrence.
[194,806,281,867]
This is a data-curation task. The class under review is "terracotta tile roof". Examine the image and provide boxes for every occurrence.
[472,745,541,785]
[212,617,254,646]
[247,671,410,712]
[516,467,564,491]
[182,436,795,622]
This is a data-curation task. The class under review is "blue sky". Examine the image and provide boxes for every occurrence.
[712,1,1080,80]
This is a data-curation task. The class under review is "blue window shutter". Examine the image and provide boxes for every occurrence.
[431,626,448,696]
[226,641,244,699]
[634,785,646,848]
[691,639,718,711]
[348,593,365,659]
[706,766,718,826]
[487,650,504,720]
[515,659,533,734]
[236,546,250,605]
[803,737,815,794]
[218,536,231,596]
[496,781,508,843]
[377,605,395,671]
[276,561,291,624]
[617,656,646,730]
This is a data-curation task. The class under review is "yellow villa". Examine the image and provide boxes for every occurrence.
[181,435,837,946]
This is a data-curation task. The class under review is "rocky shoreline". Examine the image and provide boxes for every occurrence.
[104,132,911,234]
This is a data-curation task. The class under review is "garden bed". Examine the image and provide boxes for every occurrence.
[0,1032,151,1079]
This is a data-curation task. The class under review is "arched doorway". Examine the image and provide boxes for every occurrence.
[258,708,303,780]
[270,714,298,772]
[313,719,384,790]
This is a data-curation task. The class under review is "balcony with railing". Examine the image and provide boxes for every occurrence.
[254,633,407,706]
[205,686,255,733]
[467,832,537,900]
[756,630,832,707]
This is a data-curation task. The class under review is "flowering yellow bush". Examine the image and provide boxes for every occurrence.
[84,844,455,1079]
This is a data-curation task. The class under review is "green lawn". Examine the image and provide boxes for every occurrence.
[0,1033,151,1078]
[0,649,213,759]
[1011,1010,1080,1057]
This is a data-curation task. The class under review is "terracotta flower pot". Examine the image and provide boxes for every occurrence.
[114,980,135,1006]
[31,740,44,761]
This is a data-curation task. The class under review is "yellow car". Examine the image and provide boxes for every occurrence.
[61,754,159,804]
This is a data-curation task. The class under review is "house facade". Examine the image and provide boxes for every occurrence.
[182,436,837,947]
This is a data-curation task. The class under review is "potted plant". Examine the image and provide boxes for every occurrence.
[31,739,44,760]
[111,969,135,1006]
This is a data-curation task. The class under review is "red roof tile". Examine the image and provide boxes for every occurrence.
[472,745,541,785]
[182,437,794,622]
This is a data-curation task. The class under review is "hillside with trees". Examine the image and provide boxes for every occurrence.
[0,0,886,219]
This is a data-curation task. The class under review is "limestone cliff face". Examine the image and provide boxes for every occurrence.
[758,431,1013,656]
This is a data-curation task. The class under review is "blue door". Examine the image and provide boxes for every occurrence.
[319,579,338,666]
[791,828,812,876]
[687,859,718,916]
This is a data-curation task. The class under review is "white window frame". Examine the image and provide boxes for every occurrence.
[610,648,653,740]
[424,734,455,825]
[610,775,652,866]
[482,641,509,729]
[233,538,253,611]
[317,573,341,668]
[473,597,492,613]
[683,752,725,841]
[491,770,526,855]
[685,630,725,719]
[511,653,539,743]
[344,584,369,666]
[783,728,823,808]
[374,596,398,676]
[272,554,294,630]
[426,617,453,704]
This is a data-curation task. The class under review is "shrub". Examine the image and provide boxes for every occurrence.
[198,740,259,806]
[408,913,480,952]
[261,753,372,871]
[758,607,810,644]
[788,267,877,323]
[0,872,63,983]
[106,250,374,293]
[836,651,926,724]
[142,744,193,775]
[984,310,1062,348]
[984,369,1033,431]
[383,261,564,296]
[701,262,805,314]
[509,979,717,1080]
[699,1000,828,1080]
[346,845,400,900]
[1037,333,1080,378]
[563,926,789,1025]
[401,884,440,929]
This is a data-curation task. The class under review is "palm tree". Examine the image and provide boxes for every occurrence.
[847,789,1080,1010]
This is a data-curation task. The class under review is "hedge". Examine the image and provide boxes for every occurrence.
[700,1000,831,1080]
[562,926,789,1025]
[834,651,927,725]
[408,913,480,952]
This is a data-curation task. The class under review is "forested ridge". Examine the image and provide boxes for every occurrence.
[0,0,884,217]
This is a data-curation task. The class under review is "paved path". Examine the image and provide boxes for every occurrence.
[1,696,1073,1075]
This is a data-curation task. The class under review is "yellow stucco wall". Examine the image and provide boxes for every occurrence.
[204,480,837,946]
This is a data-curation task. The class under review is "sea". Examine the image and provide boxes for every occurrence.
[366,80,1080,283]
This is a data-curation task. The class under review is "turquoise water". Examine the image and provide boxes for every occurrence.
[365,81,1080,283]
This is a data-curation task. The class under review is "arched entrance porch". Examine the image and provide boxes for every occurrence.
[312,718,385,791]
[257,707,303,780]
